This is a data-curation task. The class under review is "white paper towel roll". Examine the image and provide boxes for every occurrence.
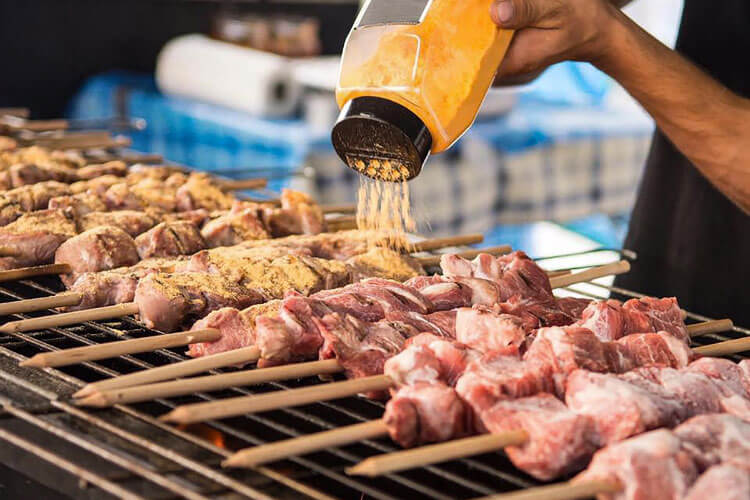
[156,34,301,117]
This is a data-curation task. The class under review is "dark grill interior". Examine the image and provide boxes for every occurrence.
[1,272,748,499]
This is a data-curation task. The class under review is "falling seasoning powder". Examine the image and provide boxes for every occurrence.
[354,160,417,252]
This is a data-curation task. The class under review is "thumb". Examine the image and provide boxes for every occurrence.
[491,0,543,29]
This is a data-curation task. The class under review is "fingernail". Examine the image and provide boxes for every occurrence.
[494,1,514,23]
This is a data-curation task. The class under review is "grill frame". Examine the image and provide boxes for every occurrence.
[0,263,747,500]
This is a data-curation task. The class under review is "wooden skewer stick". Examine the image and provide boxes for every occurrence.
[217,178,268,192]
[346,431,529,477]
[325,215,357,230]
[159,375,394,424]
[73,318,734,407]
[222,420,389,469]
[410,234,484,252]
[76,359,343,407]
[19,329,222,369]
[0,303,140,334]
[417,244,510,267]
[685,318,734,337]
[0,292,82,317]
[548,260,630,289]
[475,479,622,500]
[0,108,30,118]
[72,346,261,399]
[0,115,68,132]
[0,263,71,283]
[320,204,356,215]
[693,335,750,356]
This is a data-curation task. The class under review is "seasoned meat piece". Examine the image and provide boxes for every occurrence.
[175,173,233,212]
[55,226,140,287]
[0,181,71,224]
[479,394,599,481]
[75,161,128,180]
[70,175,121,195]
[200,201,269,247]
[102,183,146,211]
[134,272,265,332]
[455,305,528,353]
[189,301,280,358]
[0,209,77,269]
[262,189,326,237]
[573,429,699,500]
[135,221,206,259]
[128,177,179,212]
[0,163,77,188]
[77,210,157,237]
[48,192,108,217]
[346,247,424,282]
[385,382,470,448]
[65,258,182,311]
[160,209,210,227]
[67,272,140,311]
[684,465,750,500]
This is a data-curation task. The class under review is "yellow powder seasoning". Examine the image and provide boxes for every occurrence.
[353,158,417,252]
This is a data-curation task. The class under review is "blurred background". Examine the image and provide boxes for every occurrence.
[0,0,685,257]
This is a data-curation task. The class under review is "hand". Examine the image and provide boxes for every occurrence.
[491,0,621,81]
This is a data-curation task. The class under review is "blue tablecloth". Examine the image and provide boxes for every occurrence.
[67,69,651,245]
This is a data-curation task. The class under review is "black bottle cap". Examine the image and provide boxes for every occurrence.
[332,96,432,182]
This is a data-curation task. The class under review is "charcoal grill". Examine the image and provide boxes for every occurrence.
[0,265,748,500]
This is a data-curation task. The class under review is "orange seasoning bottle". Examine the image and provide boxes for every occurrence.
[332,0,514,181]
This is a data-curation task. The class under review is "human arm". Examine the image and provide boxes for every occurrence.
[491,0,750,213]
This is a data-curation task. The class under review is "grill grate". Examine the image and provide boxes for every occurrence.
[0,269,747,500]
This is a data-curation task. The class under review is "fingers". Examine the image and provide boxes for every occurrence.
[491,0,536,29]
[491,0,556,29]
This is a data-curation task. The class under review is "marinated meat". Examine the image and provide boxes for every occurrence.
[77,210,158,237]
[54,226,140,287]
[134,272,265,332]
[135,221,206,259]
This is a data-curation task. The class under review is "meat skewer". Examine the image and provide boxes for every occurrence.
[82,318,730,409]
[66,249,565,398]
[222,338,749,472]
[4,239,496,341]
[0,159,268,191]
[147,258,631,423]
[0,188,350,274]
[479,414,750,500]
[0,232,489,322]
